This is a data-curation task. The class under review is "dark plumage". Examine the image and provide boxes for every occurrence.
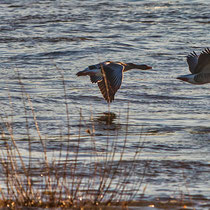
[76,61,152,103]
[177,48,210,84]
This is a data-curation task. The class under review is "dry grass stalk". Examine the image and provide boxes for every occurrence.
[0,71,148,209]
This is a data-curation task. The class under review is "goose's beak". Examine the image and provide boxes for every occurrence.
[146,66,152,70]
[177,76,188,82]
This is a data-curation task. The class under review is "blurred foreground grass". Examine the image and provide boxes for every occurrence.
[0,72,198,209]
[0,74,148,209]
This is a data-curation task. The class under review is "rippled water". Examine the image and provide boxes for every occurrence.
[0,0,210,209]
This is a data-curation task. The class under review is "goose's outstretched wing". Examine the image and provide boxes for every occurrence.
[194,48,210,74]
[187,51,198,74]
[90,75,103,83]
[97,63,124,103]
[98,79,115,103]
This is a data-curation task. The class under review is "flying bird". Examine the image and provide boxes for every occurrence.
[177,48,210,84]
[76,61,152,103]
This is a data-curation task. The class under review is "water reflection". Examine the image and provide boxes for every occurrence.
[94,112,121,131]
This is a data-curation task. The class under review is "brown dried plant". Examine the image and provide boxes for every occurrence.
[0,71,147,209]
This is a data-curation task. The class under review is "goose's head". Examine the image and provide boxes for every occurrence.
[124,63,152,71]
[177,74,197,84]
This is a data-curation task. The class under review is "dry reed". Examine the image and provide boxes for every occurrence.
[0,73,148,209]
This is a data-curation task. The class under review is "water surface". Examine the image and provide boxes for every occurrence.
[0,0,210,209]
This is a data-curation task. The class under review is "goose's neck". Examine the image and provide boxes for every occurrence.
[124,63,142,71]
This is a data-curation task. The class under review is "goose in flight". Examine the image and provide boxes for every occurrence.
[76,61,152,103]
[177,48,210,84]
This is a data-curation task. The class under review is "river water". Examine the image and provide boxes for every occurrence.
[0,0,210,209]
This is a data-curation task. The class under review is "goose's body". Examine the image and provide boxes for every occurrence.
[76,61,152,103]
[177,48,210,84]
